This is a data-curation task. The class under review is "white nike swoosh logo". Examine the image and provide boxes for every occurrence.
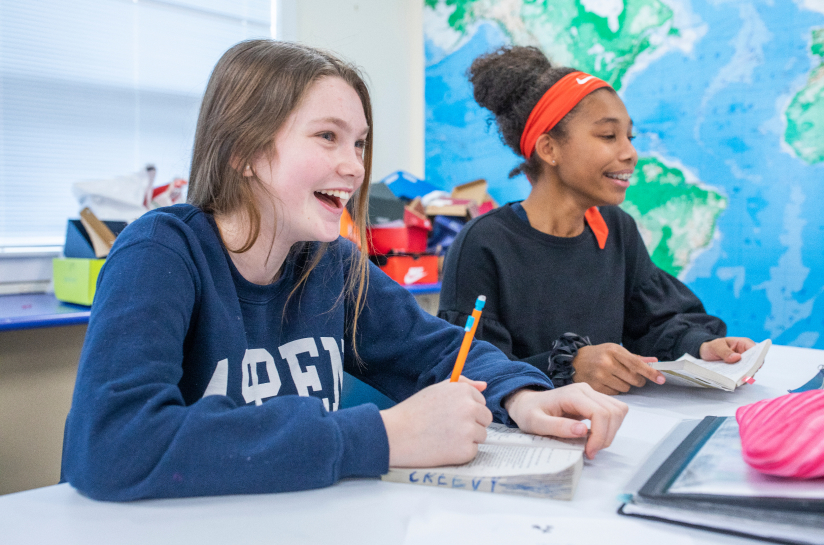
[576,76,595,84]
[404,266,427,284]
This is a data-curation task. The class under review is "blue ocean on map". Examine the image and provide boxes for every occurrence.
[425,0,824,348]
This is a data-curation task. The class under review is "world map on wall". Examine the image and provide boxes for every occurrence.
[425,0,824,349]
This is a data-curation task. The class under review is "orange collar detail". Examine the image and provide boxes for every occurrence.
[584,207,608,250]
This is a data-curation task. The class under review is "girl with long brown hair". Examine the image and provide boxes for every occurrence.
[62,40,626,501]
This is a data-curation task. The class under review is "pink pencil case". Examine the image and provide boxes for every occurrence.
[736,389,824,479]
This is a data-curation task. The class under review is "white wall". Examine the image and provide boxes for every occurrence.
[278,0,424,182]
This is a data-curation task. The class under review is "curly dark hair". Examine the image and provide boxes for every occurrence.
[468,46,612,181]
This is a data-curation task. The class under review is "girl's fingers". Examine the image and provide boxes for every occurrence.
[527,414,590,440]
[574,387,627,457]
[578,400,614,455]
[607,362,646,389]
[472,422,489,444]
[456,375,487,392]
[581,382,630,416]
[603,373,634,394]
[615,350,663,385]
[473,400,494,427]
[453,380,492,424]
[739,338,757,351]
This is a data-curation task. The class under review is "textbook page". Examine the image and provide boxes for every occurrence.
[428,444,581,477]
[485,422,587,450]
[688,339,770,383]
[653,339,771,390]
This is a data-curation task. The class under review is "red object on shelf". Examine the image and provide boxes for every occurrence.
[378,254,438,285]
[477,201,496,215]
[403,207,432,230]
[367,224,429,255]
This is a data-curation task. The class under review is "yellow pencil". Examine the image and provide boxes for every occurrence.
[450,295,486,382]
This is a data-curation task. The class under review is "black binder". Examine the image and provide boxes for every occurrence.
[619,416,824,545]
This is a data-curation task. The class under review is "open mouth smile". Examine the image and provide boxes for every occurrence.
[314,189,352,209]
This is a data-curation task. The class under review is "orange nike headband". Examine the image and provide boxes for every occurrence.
[519,71,612,159]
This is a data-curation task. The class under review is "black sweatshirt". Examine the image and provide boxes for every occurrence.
[438,203,726,375]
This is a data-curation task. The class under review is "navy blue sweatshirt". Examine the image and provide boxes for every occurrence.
[61,204,552,501]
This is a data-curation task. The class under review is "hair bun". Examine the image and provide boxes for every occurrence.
[468,46,551,116]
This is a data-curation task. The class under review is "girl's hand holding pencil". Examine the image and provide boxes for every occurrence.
[380,377,492,468]
[381,297,493,469]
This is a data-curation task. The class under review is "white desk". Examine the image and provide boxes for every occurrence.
[1,345,821,545]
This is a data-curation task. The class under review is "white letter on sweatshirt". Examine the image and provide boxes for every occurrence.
[279,338,322,397]
[241,348,281,406]
[203,358,229,398]
[320,337,343,411]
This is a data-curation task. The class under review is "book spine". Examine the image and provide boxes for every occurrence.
[382,470,503,493]
[381,468,575,500]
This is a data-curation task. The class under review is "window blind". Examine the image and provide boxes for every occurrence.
[0,0,271,250]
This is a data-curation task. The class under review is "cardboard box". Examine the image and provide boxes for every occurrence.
[372,254,439,285]
[424,197,478,218]
[423,179,497,219]
[53,258,105,306]
[451,178,489,204]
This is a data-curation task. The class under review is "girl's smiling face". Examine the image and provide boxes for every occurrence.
[251,76,369,246]
[549,90,637,208]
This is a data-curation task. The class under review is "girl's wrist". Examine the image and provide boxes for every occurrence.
[547,333,591,386]
[503,386,544,417]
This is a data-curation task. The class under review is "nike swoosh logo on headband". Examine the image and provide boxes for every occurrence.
[576,76,595,84]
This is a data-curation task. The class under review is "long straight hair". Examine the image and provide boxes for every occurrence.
[188,39,372,357]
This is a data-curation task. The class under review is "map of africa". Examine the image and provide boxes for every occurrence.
[425,0,824,349]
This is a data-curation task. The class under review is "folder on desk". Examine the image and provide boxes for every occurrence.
[619,416,824,545]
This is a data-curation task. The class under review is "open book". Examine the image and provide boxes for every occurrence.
[381,423,586,500]
[651,339,771,391]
